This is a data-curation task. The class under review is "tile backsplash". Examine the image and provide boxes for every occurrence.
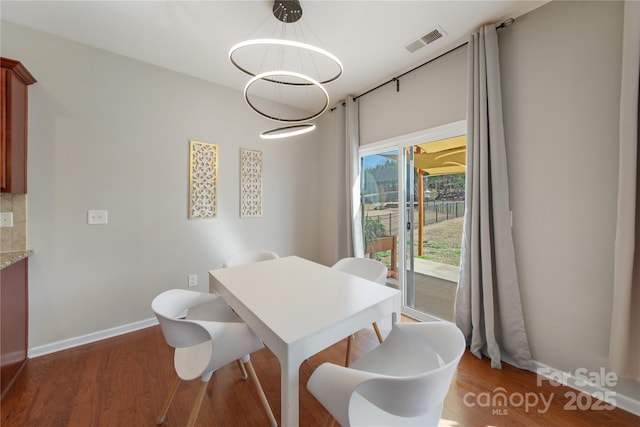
[0,193,27,252]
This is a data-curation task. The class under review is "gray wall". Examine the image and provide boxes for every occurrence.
[316,106,347,267]
[1,21,321,349]
[358,44,468,144]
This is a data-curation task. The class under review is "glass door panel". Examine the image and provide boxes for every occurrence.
[404,138,465,321]
[360,151,399,284]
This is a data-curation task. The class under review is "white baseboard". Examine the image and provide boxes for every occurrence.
[531,360,640,417]
[28,317,158,358]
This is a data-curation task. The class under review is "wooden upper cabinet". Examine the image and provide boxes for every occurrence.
[1,58,36,194]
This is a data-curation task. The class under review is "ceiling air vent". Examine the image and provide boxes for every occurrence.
[421,28,445,45]
[404,26,448,53]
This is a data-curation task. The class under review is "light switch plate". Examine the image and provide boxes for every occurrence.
[88,210,108,225]
[0,212,14,228]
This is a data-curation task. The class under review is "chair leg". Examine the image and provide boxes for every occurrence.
[345,324,380,367]
[237,358,248,380]
[345,335,353,367]
[187,380,209,427]
[372,321,384,344]
[156,376,181,425]
[245,359,278,427]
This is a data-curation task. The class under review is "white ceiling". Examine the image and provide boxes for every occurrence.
[1,0,547,111]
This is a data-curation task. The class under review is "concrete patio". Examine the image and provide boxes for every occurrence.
[387,258,458,322]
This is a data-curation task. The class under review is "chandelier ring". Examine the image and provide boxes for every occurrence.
[244,70,329,123]
[230,39,343,85]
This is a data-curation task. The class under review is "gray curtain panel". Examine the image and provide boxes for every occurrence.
[346,96,364,258]
[455,24,533,370]
[609,0,640,382]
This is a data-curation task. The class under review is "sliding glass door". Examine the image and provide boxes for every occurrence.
[360,121,466,322]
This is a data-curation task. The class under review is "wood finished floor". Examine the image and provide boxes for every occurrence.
[2,320,639,427]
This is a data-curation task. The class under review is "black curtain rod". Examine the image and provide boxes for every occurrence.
[353,41,466,101]
[351,17,515,102]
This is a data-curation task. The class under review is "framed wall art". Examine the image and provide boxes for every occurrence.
[240,148,263,218]
[189,140,218,219]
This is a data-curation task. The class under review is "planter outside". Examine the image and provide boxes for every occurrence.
[367,235,397,278]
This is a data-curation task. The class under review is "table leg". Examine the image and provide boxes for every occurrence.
[280,353,302,427]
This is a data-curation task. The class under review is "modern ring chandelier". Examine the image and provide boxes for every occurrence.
[229,0,342,139]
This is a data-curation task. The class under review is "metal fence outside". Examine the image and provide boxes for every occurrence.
[365,200,465,236]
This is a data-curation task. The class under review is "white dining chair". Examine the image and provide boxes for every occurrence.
[332,257,388,366]
[223,250,279,268]
[151,289,277,427]
[307,321,465,427]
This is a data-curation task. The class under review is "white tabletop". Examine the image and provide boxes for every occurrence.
[209,255,400,427]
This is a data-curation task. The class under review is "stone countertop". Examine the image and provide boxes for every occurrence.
[0,250,34,270]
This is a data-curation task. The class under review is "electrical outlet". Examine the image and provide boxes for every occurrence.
[88,210,108,225]
[188,274,197,288]
[0,212,14,228]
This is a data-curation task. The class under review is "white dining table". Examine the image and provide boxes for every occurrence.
[209,255,400,427]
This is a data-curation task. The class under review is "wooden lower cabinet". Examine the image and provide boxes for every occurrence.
[1,258,28,399]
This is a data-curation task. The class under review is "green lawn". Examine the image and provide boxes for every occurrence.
[418,240,461,266]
